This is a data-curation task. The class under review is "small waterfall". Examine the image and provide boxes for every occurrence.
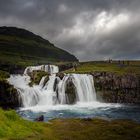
[71,74,96,102]
[24,64,59,75]
[8,65,97,108]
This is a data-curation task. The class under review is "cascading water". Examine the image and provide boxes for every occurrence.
[24,64,59,75]
[8,65,97,108]
[71,74,96,102]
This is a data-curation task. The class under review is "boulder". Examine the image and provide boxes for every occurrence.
[34,115,44,122]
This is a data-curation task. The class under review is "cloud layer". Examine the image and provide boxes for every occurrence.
[0,0,140,61]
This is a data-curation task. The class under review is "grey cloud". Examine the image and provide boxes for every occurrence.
[0,0,140,60]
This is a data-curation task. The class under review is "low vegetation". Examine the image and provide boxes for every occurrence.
[65,61,140,75]
[0,70,10,80]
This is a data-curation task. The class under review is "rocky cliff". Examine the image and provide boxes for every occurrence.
[93,72,140,104]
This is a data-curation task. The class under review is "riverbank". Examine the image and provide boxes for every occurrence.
[0,108,139,140]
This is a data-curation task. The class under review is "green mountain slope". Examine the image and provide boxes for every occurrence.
[0,26,78,65]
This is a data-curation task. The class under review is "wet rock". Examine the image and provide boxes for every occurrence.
[56,73,65,80]
[65,78,77,104]
[34,115,44,122]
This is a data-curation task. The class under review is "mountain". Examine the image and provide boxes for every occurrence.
[0,26,78,65]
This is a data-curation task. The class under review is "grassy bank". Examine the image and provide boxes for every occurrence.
[0,109,140,140]
[0,109,49,140]
[64,61,140,75]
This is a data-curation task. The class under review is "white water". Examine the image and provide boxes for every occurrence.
[24,64,59,75]
[8,65,108,112]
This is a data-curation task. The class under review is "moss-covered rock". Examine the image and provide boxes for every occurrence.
[29,70,49,86]
[0,70,10,80]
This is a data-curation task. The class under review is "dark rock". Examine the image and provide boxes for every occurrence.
[58,63,74,72]
[0,63,25,74]
[65,78,77,104]
[56,73,65,80]
[34,115,44,122]
[0,79,20,109]
[82,118,92,121]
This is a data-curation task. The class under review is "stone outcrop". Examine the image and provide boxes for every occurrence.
[92,72,140,104]
[56,73,65,80]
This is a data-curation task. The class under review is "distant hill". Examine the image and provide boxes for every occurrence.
[0,26,78,65]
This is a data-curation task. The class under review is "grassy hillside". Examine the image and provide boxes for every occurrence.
[0,26,78,66]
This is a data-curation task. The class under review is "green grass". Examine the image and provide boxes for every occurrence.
[0,109,140,140]
[0,109,50,140]
[64,61,140,75]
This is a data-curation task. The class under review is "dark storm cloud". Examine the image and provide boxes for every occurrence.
[0,0,140,60]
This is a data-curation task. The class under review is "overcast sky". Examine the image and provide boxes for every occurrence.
[0,0,140,61]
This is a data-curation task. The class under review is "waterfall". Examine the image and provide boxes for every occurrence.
[71,74,96,102]
[8,65,97,108]
[24,64,59,75]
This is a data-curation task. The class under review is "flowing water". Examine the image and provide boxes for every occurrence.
[8,65,140,122]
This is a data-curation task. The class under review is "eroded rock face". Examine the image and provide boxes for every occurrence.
[65,79,76,104]
[0,80,20,109]
[93,72,140,104]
